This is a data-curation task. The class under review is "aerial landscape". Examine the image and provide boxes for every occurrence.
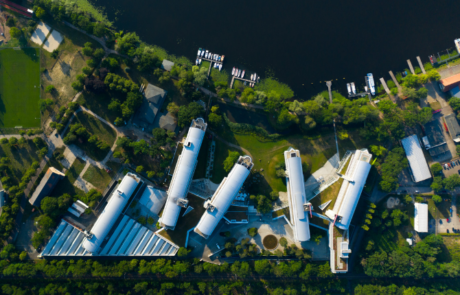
[2,0,460,294]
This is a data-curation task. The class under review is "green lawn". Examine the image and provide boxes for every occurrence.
[158,194,205,247]
[83,165,113,192]
[49,157,86,197]
[67,111,117,161]
[0,140,40,184]
[215,127,373,196]
[0,48,40,128]
[310,178,344,211]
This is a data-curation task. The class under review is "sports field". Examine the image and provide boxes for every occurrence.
[0,48,41,128]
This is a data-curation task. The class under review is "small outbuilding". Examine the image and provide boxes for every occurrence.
[414,203,428,233]
[161,60,174,72]
[133,84,167,132]
[444,113,460,142]
[29,167,65,206]
[439,73,460,92]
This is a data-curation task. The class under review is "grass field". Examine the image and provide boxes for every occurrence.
[83,165,113,192]
[0,48,40,128]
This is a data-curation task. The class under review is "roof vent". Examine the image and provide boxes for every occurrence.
[204,199,216,212]
[177,198,189,208]
[185,141,192,147]
[291,152,296,157]
[116,189,123,196]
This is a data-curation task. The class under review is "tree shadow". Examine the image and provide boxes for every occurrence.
[59,60,72,76]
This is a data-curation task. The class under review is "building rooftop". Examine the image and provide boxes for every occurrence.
[445,113,460,142]
[161,59,174,72]
[160,118,207,229]
[401,135,432,182]
[194,156,253,239]
[29,167,65,206]
[82,173,142,253]
[133,84,167,131]
[440,73,460,92]
[326,149,372,230]
[414,203,428,233]
[284,148,310,242]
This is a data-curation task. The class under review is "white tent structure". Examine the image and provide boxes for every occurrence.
[194,156,253,239]
[160,118,207,229]
[82,173,141,253]
[401,135,431,183]
[326,149,372,230]
[414,203,428,233]
[285,148,311,242]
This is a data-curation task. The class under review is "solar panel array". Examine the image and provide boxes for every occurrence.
[40,217,178,257]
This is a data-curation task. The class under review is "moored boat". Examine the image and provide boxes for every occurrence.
[347,83,351,94]
[219,64,222,71]
[241,70,245,78]
[221,55,225,62]
[198,48,201,56]
[351,82,356,94]
[232,67,236,76]
[366,73,376,95]
[238,69,241,77]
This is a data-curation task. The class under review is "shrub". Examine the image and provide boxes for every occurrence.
[247,227,258,237]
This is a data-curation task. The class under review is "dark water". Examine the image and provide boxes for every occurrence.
[93,0,460,99]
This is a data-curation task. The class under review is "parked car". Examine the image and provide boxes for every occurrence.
[447,218,450,223]
[447,229,450,233]
[440,220,443,224]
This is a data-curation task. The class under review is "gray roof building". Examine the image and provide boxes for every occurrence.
[133,84,167,132]
[29,167,65,206]
[424,120,448,157]
[161,59,174,72]
[445,113,460,142]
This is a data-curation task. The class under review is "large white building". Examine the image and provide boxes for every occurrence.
[414,202,428,233]
[82,173,141,253]
[401,135,431,183]
[326,149,372,230]
[194,156,253,239]
[284,148,311,242]
[160,118,207,229]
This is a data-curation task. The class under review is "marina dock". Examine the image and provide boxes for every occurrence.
[389,71,402,90]
[407,59,415,74]
[416,56,426,74]
[379,78,391,95]
[230,76,256,89]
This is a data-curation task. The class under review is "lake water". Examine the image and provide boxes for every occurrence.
[93,0,460,98]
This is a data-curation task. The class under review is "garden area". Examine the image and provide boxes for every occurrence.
[82,165,113,192]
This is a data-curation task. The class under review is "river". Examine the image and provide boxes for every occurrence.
[92,0,460,99]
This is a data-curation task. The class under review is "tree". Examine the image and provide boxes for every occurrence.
[279,237,288,247]
[34,7,46,18]
[19,251,28,261]
[247,227,258,237]
[443,174,460,191]
[82,46,93,56]
[430,163,443,175]
[254,260,271,275]
[82,66,92,75]
[86,59,97,68]
[431,176,444,192]
[208,113,222,127]
[72,81,83,91]
[45,85,56,93]
[177,102,204,127]
[51,49,59,59]
[428,70,441,81]
[41,197,58,216]
[9,27,22,39]
[136,166,144,173]
[432,195,442,203]
[223,151,239,172]
[192,66,208,86]
[5,17,15,27]
[93,48,105,60]
[177,247,190,257]
[167,102,180,116]
[147,171,156,178]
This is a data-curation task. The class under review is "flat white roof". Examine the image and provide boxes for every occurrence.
[195,156,253,238]
[414,203,428,233]
[139,186,167,216]
[401,135,431,182]
[285,148,310,242]
[335,150,372,230]
[160,118,207,229]
[82,173,140,253]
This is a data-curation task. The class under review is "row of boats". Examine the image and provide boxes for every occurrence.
[346,73,376,96]
[197,48,225,62]
[195,58,224,71]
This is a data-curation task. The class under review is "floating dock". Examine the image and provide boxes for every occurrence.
[407,59,415,74]
[230,76,257,89]
[389,71,402,90]
[416,56,426,74]
[379,78,391,95]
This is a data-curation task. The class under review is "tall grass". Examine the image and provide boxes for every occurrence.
[64,0,111,25]
[255,77,294,99]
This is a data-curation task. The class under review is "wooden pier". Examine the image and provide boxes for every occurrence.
[389,71,402,90]
[416,56,426,74]
[379,78,391,95]
[230,76,256,89]
[407,59,415,74]
[348,92,370,98]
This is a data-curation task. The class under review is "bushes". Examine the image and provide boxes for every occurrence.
[223,114,280,142]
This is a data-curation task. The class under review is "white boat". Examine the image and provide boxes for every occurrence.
[235,68,239,76]
[241,70,245,78]
[251,83,254,87]
[366,73,376,95]
[238,69,241,77]
[198,48,201,56]
[346,83,351,94]
[218,56,221,61]
[455,39,460,54]
[365,86,368,92]
[199,59,202,65]
[250,74,254,81]
[219,64,222,71]
[221,55,225,62]
[253,73,257,81]
[204,52,208,58]
[232,67,236,75]
[215,63,219,68]
[351,82,356,94]
[195,59,199,65]
[201,50,205,57]
[257,76,260,83]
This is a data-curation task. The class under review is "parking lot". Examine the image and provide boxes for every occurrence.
[442,158,460,177]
